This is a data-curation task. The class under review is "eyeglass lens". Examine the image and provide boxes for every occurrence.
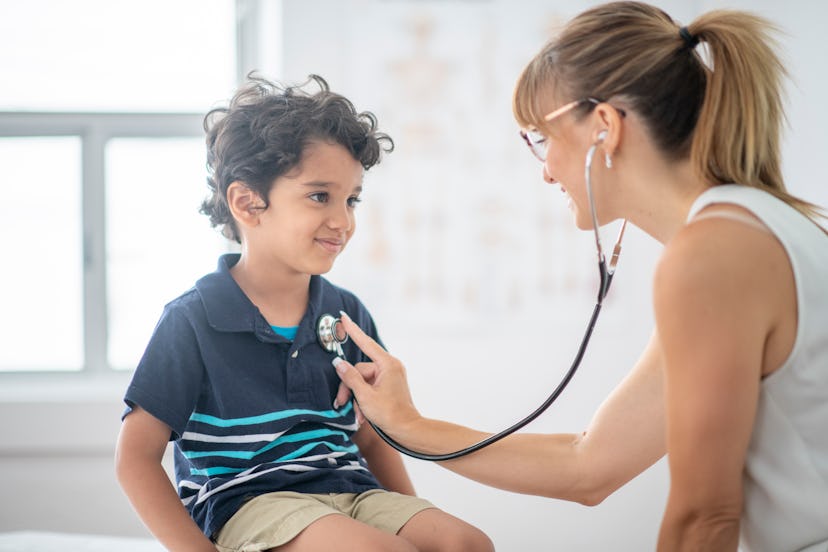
[521,129,547,161]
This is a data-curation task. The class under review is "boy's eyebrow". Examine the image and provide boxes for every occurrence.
[302,181,363,193]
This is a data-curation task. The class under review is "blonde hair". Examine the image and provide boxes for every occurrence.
[514,1,824,220]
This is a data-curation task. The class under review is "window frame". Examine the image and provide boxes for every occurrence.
[0,0,267,380]
[0,112,204,375]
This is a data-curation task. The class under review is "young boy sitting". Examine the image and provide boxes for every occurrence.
[115,74,493,552]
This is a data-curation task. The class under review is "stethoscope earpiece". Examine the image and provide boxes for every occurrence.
[317,313,348,358]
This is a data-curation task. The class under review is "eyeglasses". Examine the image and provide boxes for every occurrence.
[519,98,625,162]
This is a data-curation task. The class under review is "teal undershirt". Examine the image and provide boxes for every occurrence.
[271,325,299,341]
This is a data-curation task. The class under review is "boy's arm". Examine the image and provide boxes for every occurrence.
[115,406,217,552]
[352,420,417,496]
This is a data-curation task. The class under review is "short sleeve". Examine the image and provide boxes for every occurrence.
[123,301,206,439]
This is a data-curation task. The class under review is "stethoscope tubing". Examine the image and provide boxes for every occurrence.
[342,137,626,461]
[366,292,608,461]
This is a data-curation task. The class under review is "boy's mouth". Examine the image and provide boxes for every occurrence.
[315,237,345,253]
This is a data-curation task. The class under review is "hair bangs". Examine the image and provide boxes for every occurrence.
[513,51,559,130]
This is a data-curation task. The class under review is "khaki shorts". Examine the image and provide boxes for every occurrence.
[213,489,435,551]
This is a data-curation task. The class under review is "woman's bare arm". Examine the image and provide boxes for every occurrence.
[654,216,787,550]
[336,314,667,505]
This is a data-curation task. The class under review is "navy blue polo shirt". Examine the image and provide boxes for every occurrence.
[123,254,383,538]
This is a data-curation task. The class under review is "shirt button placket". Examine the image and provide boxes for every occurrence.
[286,347,309,402]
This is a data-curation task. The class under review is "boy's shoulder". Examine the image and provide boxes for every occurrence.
[318,274,356,299]
[158,263,226,324]
[164,286,201,312]
[153,286,204,329]
[316,275,367,312]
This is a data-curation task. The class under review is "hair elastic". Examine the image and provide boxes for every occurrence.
[679,26,699,50]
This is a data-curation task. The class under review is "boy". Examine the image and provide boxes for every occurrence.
[115,74,493,552]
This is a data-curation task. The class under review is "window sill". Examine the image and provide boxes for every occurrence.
[0,372,133,453]
[0,371,132,403]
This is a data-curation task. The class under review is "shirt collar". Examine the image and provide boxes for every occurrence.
[195,254,326,343]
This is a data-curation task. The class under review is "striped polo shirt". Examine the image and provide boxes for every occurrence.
[123,254,384,537]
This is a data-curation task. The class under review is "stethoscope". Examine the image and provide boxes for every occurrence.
[317,133,627,461]
[317,314,349,358]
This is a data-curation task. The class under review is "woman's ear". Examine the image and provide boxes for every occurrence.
[592,103,623,155]
[226,181,265,230]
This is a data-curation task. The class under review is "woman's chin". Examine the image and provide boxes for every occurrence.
[570,209,593,231]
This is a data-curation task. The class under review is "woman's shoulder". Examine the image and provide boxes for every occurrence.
[653,206,792,347]
[658,207,775,284]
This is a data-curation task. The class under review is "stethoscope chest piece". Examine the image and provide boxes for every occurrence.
[317,313,348,358]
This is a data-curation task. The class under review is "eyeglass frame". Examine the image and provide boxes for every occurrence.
[519,96,629,302]
[519,97,626,162]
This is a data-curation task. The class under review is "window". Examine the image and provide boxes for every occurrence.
[0,0,240,373]
[0,1,237,113]
[106,138,229,370]
[0,137,84,371]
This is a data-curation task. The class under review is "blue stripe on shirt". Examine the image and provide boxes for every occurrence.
[189,401,353,427]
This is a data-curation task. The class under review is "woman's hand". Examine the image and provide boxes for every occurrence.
[333,311,422,438]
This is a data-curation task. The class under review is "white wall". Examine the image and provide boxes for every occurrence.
[269,0,828,549]
[1,1,825,550]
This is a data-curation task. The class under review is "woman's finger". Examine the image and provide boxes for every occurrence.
[333,381,351,410]
[333,357,371,398]
[339,311,389,362]
[354,401,365,426]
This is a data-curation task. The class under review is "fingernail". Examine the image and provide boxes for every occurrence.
[332,357,347,375]
[339,310,350,320]
[333,399,340,409]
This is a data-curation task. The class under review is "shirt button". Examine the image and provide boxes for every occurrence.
[291,350,298,358]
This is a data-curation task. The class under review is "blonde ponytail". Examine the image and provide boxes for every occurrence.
[513,1,825,221]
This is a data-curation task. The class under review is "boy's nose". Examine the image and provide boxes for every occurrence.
[327,205,353,231]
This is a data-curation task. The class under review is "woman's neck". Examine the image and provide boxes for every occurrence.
[619,156,710,244]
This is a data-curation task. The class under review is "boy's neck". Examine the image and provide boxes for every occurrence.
[229,254,311,327]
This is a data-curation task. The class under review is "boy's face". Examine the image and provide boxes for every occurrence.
[249,140,363,276]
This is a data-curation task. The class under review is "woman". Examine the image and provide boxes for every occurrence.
[334,2,828,551]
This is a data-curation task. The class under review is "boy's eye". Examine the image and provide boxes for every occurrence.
[309,192,328,203]
[347,196,362,208]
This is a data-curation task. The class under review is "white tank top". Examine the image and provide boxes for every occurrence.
[687,185,828,552]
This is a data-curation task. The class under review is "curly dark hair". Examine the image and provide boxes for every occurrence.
[200,73,394,242]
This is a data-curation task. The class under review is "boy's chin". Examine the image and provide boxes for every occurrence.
[312,262,336,276]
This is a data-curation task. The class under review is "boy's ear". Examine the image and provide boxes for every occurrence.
[226,181,265,229]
